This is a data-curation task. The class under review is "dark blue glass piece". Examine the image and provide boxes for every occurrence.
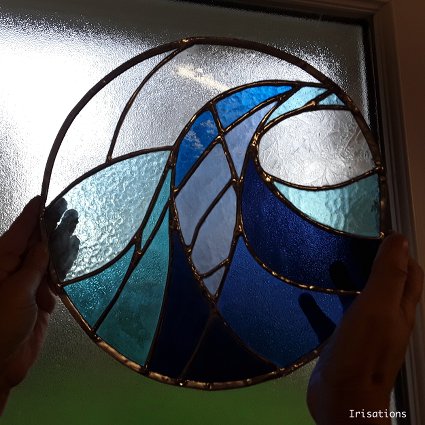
[242,158,380,291]
[183,315,277,383]
[97,211,169,365]
[224,102,276,177]
[65,248,134,327]
[216,84,292,128]
[175,110,219,186]
[148,231,211,378]
[218,239,347,367]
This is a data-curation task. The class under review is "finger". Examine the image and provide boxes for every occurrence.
[36,278,56,314]
[7,241,49,298]
[401,258,424,328]
[0,197,42,257]
[362,233,409,308]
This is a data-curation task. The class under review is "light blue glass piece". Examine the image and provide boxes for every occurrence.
[266,86,327,123]
[64,248,134,327]
[191,186,237,274]
[97,210,169,366]
[274,174,380,237]
[225,102,276,177]
[216,85,292,128]
[319,93,345,106]
[55,150,169,281]
[176,144,231,245]
[203,267,226,295]
[175,111,218,186]
[141,170,171,248]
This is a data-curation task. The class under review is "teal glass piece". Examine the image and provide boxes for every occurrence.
[175,111,219,186]
[266,86,327,123]
[319,93,345,106]
[225,102,276,177]
[51,150,170,281]
[64,248,134,327]
[216,84,292,128]
[141,170,171,248]
[203,267,226,295]
[97,210,170,365]
[274,174,380,236]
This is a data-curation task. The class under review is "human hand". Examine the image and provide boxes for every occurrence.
[307,233,424,424]
[0,197,55,415]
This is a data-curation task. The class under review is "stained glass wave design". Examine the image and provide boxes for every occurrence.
[42,38,386,389]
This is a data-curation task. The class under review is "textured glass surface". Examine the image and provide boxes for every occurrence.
[50,151,169,280]
[97,211,169,365]
[175,111,219,186]
[141,171,171,247]
[266,87,327,122]
[259,110,375,187]
[216,84,292,128]
[218,239,346,367]
[1,2,377,424]
[112,44,320,158]
[225,102,276,176]
[242,159,380,291]
[191,187,237,274]
[65,248,134,326]
[203,267,226,295]
[175,144,231,245]
[319,93,345,106]
[275,174,380,236]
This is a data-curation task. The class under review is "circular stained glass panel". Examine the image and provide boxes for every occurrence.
[42,38,387,390]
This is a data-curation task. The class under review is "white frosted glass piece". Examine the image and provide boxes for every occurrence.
[113,44,319,157]
[203,267,226,296]
[176,144,231,245]
[258,110,374,186]
[191,187,237,274]
[225,102,276,176]
[266,87,327,122]
[50,151,169,280]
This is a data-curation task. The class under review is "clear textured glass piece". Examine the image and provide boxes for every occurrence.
[49,150,169,281]
[266,86,327,122]
[97,210,170,366]
[65,248,134,327]
[203,267,226,295]
[175,111,219,186]
[259,110,375,186]
[141,170,171,248]
[218,238,345,368]
[216,84,292,128]
[191,186,237,274]
[175,144,231,245]
[319,93,345,106]
[225,102,276,177]
[275,174,380,236]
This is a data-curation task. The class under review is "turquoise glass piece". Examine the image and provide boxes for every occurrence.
[203,267,226,295]
[51,150,169,281]
[65,248,134,327]
[319,93,345,106]
[141,170,171,247]
[225,102,276,177]
[175,110,218,186]
[274,174,380,237]
[216,84,292,128]
[191,186,237,274]
[175,144,231,245]
[266,86,327,123]
[97,211,170,365]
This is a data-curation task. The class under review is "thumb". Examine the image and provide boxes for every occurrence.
[7,242,49,299]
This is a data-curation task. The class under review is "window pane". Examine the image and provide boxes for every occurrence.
[0,2,374,424]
